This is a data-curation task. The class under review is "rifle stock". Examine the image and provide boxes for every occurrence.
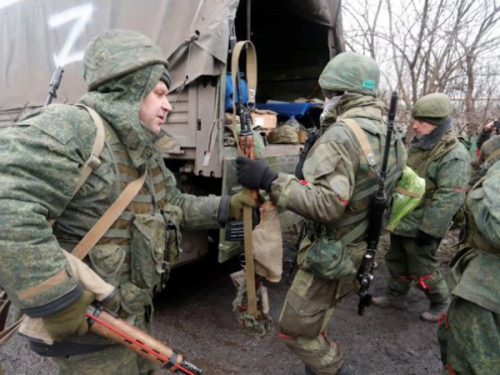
[357,90,398,316]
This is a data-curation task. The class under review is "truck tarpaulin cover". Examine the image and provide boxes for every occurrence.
[0,0,341,111]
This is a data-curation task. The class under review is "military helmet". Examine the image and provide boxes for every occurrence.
[271,125,299,144]
[319,52,380,96]
[412,93,453,120]
[83,29,170,91]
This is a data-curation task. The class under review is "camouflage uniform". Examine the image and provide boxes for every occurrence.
[386,93,470,314]
[469,134,500,188]
[0,30,230,374]
[438,160,500,374]
[270,52,405,375]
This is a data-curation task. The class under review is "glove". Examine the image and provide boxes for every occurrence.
[42,290,95,341]
[230,191,257,220]
[236,156,278,192]
[416,230,439,247]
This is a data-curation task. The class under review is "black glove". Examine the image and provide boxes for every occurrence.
[236,156,278,192]
[416,230,439,247]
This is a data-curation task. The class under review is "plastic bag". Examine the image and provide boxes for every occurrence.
[385,166,426,232]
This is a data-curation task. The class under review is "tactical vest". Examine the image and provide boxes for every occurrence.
[464,180,500,256]
[309,117,404,246]
[407,131,458,205]
[57,118,182,324]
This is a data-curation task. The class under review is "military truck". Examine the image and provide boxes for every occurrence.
[0,0,345,265]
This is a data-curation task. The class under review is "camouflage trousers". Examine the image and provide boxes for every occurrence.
[438,297,500,375]
[278,269,345,375]
[385,234,449,303]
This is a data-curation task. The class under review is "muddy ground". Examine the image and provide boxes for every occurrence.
[0,230,460,375]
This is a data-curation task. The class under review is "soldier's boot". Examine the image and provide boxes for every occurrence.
[420,297,450,323]
[371,290,408,311]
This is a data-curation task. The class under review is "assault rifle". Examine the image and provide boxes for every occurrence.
[357,90,398,316]
[44,66,64,106]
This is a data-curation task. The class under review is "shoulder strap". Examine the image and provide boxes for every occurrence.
[485,148,500,164]
[73,105,105,196]
[230,40,258,156]
[342,118,378,168]
[71,170,146,260]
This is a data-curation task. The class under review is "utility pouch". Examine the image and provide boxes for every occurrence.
[301,237,356,281]
[130,213,167,290]
[162,204,183,265]
[88,244,126,287]
[119,282,151,320]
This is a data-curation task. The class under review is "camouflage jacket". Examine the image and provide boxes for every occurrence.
[270,94,405,277]
[0,68,224,317]
[449,161,500,313]
[469,135,500,188]
[393,129,470,239]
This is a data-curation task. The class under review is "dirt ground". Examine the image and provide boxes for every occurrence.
[0,230,460,375]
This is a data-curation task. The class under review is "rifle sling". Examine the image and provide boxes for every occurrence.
[230,41,259,317]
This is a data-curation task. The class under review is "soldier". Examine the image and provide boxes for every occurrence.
[236,52,405,375]
[0,29,252,374]
[437,156,500,375]
[372,93,470,322]
[469,120,500,188]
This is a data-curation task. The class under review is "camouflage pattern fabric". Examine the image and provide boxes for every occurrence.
[393,130,470,239]
[469,135,500,188]
[279,269,344,375]
[411,93,453,120]
[318,52,379,96]
[0,29,222,372]
[386,234,449,303]
[229,269,273,339]
[52,343,147,375]
[269,51,405,372]
[438,298,500,375]
[271,125,299,144]
[83,29,170,90]
[437,153,500,373]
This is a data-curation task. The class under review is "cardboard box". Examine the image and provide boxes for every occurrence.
[250,109,277,129]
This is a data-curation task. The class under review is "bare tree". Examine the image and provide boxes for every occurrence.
[343,0,500,139]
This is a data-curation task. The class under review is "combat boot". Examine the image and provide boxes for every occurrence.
[420,297,450,323]
[371,291,408,310]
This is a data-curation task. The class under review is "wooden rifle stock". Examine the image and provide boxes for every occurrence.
[86,305,202,375]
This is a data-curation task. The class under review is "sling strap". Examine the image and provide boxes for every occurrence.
[229,40,259,317]
[0,106,146,345]
[342,119,378,168]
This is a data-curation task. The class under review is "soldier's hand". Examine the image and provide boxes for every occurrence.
[42,290,95,341]
[236,156,277,192]
[416,230,439,247]
[230,191,257,220]
[100,289,120,313]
